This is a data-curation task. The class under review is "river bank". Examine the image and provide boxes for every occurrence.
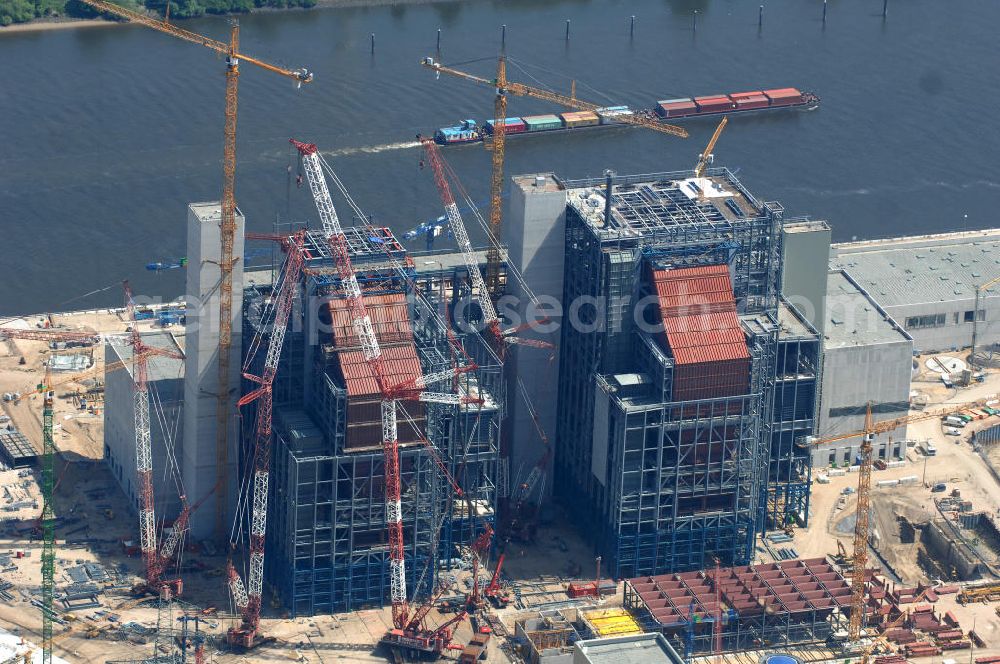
[0,0,467,34]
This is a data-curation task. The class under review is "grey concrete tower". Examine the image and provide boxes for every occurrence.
[503,174,567,501]
[182,202,245,540]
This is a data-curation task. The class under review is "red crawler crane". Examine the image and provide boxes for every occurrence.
[291,138,473,657]
[226,232,307,648]
[122,282,186,596]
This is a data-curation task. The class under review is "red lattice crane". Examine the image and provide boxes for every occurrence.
[0,327,99,344]
[226,231,307,649]
[291,138,473,656]
[419,137,552,354]
[122,282,186,596]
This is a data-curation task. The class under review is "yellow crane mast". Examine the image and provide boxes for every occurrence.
[801,396,995,641]
[75,0,311,541]
[421,55,688,300]
[971,274,1000,368]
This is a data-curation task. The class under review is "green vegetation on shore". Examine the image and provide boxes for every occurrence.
[1,0,315,27]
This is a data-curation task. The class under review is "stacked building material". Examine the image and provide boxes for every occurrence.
[904,642,941,657]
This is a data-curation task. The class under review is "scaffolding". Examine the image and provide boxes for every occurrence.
[244,231,502,617]
[555,168,797,579]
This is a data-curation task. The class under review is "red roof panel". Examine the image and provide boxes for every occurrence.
[337,345,423,397]
[651,265,750,367]
[328,293,414,348]
[326,292,423,398]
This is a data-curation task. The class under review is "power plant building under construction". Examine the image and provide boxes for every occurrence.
[506,168,823,581]
[103,165,831,617]
[245,228,503,616]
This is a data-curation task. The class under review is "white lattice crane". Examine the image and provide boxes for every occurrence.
[291,139,473,656]
[418,137,552,352]
[225,231,307,648]
[123,282,186,596]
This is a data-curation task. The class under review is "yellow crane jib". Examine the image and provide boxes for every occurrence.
[694,116,728,179]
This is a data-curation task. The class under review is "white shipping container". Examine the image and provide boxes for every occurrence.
[898,475,919,485]
[876,479,899,488]
[828,468,847,477]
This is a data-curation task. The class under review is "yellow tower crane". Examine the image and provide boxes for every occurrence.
[421,55,688,300]
[971,274,1000,368]
[800,396,995,642]
[694,116,728,179]
[75,0,311,542]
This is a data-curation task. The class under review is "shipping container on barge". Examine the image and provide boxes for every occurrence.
[432,87,819,145]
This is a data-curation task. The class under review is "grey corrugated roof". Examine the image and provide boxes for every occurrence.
[106,331,184,382]
[824,271,911,349]
[831,231,1000,307]
[575,634,682,664]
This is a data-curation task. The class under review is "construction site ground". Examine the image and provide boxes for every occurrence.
[0,308,605,663]
[775,351,1000,660]
[9,310,1000,663]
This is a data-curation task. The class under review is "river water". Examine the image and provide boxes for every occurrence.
[0,0,997,314]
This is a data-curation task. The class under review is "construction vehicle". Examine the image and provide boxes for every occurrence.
[292,138,473,658]
[422,54,688,304]
[800,396,997,642]
[75,0,311,545]
[226,231,306,649]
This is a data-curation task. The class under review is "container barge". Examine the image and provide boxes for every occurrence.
[433,87,819,145]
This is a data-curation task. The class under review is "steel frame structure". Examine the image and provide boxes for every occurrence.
[556,169,791,580]
[242,232,502,618]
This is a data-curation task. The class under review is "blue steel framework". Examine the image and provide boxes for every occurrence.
[242,228,501,616]
[555,168,813,579]
[766,301,820,530]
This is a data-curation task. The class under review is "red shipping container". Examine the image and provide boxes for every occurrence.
[694,96,734,112]
[735,95,770,110]
[657,101,697,118]
[729,90,764,99]
[763,88,803,106]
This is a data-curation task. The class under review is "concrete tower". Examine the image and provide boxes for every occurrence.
[182,202,245,540]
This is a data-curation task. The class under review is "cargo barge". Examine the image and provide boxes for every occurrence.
[433,87,819,145]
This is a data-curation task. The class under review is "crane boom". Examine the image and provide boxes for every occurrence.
[40,368,55,664]
[694,117,728,179]
[294,140,474,653]
[421,57,689,139]
[0,328,99,344]
[76,0,310,546]
[123,282,164,592]
[226,232,306,647]
[76,0,312,84]
[420,138,500,335]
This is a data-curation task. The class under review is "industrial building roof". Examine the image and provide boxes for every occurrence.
[777,300,816,339]
[627,558,851,628]
[574,633,682,664]
[563,168,766,238]
[831,230,1000,307]
[824,271,911,349]
[105,331,185,382]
